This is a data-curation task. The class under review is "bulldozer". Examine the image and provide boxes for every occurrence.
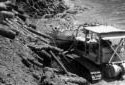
[74,25,125,82]
[52,24,125,82]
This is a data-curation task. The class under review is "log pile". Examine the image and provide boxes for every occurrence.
[0,0,88,85]
[15,0,68,18]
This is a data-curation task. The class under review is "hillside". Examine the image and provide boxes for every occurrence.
[0,0,90,85]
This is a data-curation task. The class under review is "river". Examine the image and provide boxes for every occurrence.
[76,0,125,29]
[90,0,125,29]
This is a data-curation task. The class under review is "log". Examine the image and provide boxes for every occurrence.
[60,76,87,84]
[4,1,12,5]
[49,51,69,74]
[0,27,16,39]
[27,43,63,52]
[26,27,52,39]
[41,50,52,58]
[27,59,43,67]
[0,11,15,18]
[0,1,15,11]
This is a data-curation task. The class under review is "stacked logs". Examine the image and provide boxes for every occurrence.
[16,0,68,18]
[0,1,88,85]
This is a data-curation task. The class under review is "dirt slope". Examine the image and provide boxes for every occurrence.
[0,0,89,85]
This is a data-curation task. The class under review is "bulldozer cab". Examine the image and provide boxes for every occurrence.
[76,25,125,65]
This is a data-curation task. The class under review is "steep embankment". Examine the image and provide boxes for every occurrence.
[0,0,89,85]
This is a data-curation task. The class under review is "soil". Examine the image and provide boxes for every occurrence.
[0,0,89,85]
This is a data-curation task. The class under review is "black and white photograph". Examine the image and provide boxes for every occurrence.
[0,0,125,85]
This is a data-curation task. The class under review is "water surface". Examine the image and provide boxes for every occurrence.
[88,0,125,29]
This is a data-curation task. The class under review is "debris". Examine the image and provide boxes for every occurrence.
[0,0,88,85]
[50,51,69,74]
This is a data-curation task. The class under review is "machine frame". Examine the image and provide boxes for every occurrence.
[76,25,125,80]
